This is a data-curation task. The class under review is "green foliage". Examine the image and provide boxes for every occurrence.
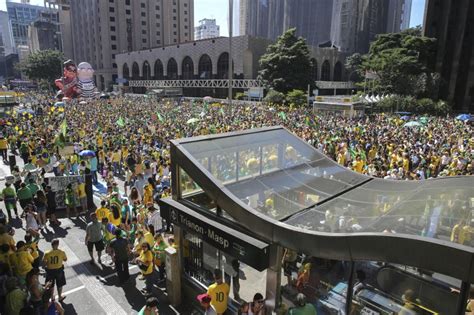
[264,89,285,104]
[17,50,64,87]
[374,95,450,115]
[258,28,312,93]
[286,89,307,107]
[345,53,365,82]
[359,28,437,97]
[235,92,245,100]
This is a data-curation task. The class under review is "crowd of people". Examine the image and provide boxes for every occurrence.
[0,93,472,315]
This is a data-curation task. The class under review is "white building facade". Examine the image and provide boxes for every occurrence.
[194,19,220,40]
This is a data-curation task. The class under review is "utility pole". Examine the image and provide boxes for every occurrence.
[228,0,233,106]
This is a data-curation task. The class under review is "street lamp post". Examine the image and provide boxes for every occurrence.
[228,0,233,107]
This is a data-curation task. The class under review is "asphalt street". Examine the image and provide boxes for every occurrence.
[0,157,193,315]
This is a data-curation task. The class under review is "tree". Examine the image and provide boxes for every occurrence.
[286,89,307,107]
[359,28,437,97]
[345,53,365,82]
[17,50,64,88]
[258,28,312,93]
[263,89,285,104]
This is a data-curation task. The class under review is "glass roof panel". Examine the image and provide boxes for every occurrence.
[286,177,474,247]
[179,128,368,219]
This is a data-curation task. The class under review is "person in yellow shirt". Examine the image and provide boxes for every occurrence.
[95,200,111,222]
[24,233,40,268]
[43,239,67,301]
[12,241,34,283]
[108,204,122,227]
[0,244,13,275]
[207,269,230,315]
[352,155,365,174]
[143,224,154,246]
[143,182,154,206]
[0,135,8,162]
[0,226,16,253]
[137,242,154,296]
[77,180,87,213]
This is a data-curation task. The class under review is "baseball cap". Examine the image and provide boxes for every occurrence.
[197,293,212,303]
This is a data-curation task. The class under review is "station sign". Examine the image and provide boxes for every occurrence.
[160,198,270,271]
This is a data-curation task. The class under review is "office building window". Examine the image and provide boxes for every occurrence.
[112,54,115,59]
[173,31,177,35]
[142,21,146,26]
[173,24,177,28]
[126,9,131,14]
[157,31,161,35]
[125,0,130,5]
[173,9,176,13]
[112,63,117,68]
[110,17,115,22]
[173,39,177,43]
[184,19,188,23]
[184,3,187,7]
[109,7,114,12]
[185,33,188,37]
[156,14,160,19]
[110,26,116,31]
[141,3,145,8]
[111,45,117,50]
[109,0,113,2]
[142,39,147,43]
[111,35,116,41]
[156,23,160,27]
[157,40,160,44]
[173,16,176,20]
[142,30,146,34]
[156,6,160,10]
[141,12,146,17]
[184,11,187,14]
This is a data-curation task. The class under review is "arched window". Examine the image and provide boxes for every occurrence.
[310,58,318,81]
[321,60,331,81]
[154,60,163,80]
[198,54,212,79]
[131,62,140,80]
[142,61,151,80]
[333,61,342,81]
[167,58,178,79]
[217,52,229,79]
[182,56,194,79]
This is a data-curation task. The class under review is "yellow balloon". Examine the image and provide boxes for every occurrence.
[50,107,55,112]
[14,126,19,131]
[19,130,23,135]
[6,122,12,126]
[6,111,10,115]
[58,107,64,112]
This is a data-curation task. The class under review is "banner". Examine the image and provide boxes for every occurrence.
[46,175,84,209]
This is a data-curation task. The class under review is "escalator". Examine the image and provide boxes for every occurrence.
[376,266,459,314]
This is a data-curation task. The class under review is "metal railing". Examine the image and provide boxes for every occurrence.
[128,79,262,89]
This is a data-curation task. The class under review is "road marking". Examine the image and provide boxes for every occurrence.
[169,305,180,315]
[60,240,128,315]
[58,284,86,297]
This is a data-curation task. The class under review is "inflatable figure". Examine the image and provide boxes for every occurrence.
[77,62,97,99]
[55,60,80,99]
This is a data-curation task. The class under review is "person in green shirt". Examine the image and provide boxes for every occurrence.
[26,178,41,197]
[16,183,33,213]
[5,277,28,315]
[288,293,317,315]
[2,182,18,221]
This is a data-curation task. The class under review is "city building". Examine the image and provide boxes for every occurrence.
[386,0,412,33]
[194,19,220,40]
[239,0,332,47]
[28,20,61,52]
[7,0,58,47]
[0,53,19,81]
[44,0,73,60]
[330,0,389,54]
[116,35,347,96]
[158,126,474,315]
[0,11,15,56]
[423,0,474,112]
[70,0,194,91]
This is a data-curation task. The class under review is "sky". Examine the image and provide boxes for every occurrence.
[1,0,426,35]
